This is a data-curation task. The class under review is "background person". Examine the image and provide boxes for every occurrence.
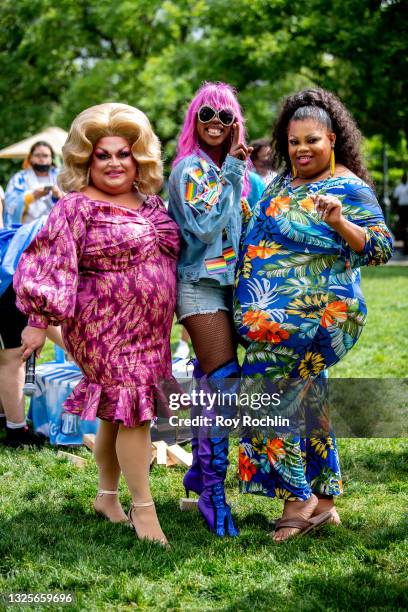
[393,172,408,254]
[3,141,62,227]
[0,295,65,448]
[14,103,180,546]
[234,88,393,542]
[249,137,276,186]
[0,216,65,448]
[0,185,4,218]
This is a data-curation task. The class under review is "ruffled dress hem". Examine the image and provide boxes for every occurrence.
[63,376,181,429]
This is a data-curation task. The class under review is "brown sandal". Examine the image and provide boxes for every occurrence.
[272,510,333,541]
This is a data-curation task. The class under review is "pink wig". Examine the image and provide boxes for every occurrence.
[173,81,250,196]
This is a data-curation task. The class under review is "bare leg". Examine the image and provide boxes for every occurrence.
[116,422,168,545]
[0,348,25,423]
[93,420,128,523]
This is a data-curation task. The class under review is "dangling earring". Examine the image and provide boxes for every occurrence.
[291,163,298,179]
[330,146,335,176]
[132,178,139,191]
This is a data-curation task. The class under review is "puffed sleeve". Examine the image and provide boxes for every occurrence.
[13,193,89,328]
[337,182,393,267]
[168,155,245,244]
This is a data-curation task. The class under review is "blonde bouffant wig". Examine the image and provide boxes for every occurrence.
[58,103,163,194]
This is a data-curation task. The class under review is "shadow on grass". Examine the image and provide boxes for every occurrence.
[224,569,408,611]
[1,495,407,610]
[1,495,406,559]
[1,439,407,608]
[357,449,408,475]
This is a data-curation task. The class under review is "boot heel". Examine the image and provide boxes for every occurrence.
[179,497,199,511]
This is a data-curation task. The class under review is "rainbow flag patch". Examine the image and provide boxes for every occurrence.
[205,256,228,275]
[185,180,198,201]
[222,246,236,265]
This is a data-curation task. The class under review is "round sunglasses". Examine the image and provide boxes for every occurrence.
[197,105,235,127]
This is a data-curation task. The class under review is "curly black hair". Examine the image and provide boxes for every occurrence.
[271,88,373,187]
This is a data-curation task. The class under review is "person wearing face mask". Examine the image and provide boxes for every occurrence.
[168,82,254,537]
[234,88,393,542]
[3,141,62,227]
[14,103,180,547]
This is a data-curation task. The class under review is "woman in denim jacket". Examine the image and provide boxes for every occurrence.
[168,82,253,537]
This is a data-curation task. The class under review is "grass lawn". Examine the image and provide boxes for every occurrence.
[0,266,407,611]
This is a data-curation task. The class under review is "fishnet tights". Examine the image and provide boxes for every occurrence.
[182,311,236,373]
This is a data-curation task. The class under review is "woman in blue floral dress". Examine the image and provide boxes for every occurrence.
[234,89,393,541]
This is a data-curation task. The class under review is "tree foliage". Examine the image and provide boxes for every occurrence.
[0,0,406,180]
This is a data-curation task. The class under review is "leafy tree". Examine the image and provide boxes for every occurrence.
[0,0,406,186]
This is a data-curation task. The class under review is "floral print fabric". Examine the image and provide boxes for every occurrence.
[14,192,180,428]
[234,175,392,499]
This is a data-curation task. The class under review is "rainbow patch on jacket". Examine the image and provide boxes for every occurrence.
[184,158,222,213]
[205,256,228,275]
[222,246,236,264]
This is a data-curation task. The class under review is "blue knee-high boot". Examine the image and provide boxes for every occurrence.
[180,359,205,508]
[197,359,240,537]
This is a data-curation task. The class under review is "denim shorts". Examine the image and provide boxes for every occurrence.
[176,278,232,323]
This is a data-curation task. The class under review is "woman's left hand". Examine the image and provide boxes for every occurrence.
[311,194,344,229]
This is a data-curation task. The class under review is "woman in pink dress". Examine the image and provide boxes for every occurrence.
[14,103,180,546]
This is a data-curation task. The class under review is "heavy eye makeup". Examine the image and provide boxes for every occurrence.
[288,136,321,146]
[94,148,132,160]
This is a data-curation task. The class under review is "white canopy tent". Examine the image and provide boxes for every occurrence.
[0,127,68,159]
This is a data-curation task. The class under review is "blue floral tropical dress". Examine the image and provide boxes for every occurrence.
[234,174,393,500]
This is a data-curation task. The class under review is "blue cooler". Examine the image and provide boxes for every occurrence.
[29,355,193,446]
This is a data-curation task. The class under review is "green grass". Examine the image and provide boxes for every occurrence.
[332,267,408,377]
[1,267,407,611]
[0,440,407,611]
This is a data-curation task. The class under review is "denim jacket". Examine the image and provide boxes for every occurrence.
[168,151,245,285]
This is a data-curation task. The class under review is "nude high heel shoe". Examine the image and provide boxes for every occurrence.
[93,490,130,525]
[128,500,170,548]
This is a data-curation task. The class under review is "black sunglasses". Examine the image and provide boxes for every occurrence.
[197,105,235,127]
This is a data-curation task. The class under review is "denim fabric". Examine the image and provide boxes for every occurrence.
[168,150,245,286]
[176,278,231,322]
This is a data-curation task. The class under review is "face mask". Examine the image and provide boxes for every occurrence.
[32,163,51,173]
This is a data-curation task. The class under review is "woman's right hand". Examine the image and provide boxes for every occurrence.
[229,123,253,161]
[21,326,47,361]
[32,186,50,200]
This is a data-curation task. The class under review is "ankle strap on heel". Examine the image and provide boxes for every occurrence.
[96,490,118,497]
[130,500,154,508]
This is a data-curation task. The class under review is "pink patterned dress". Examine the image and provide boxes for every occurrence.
[14,192,180,428]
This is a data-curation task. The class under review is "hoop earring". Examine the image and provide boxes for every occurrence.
[330,147,335,176]
[291,163,298,179]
